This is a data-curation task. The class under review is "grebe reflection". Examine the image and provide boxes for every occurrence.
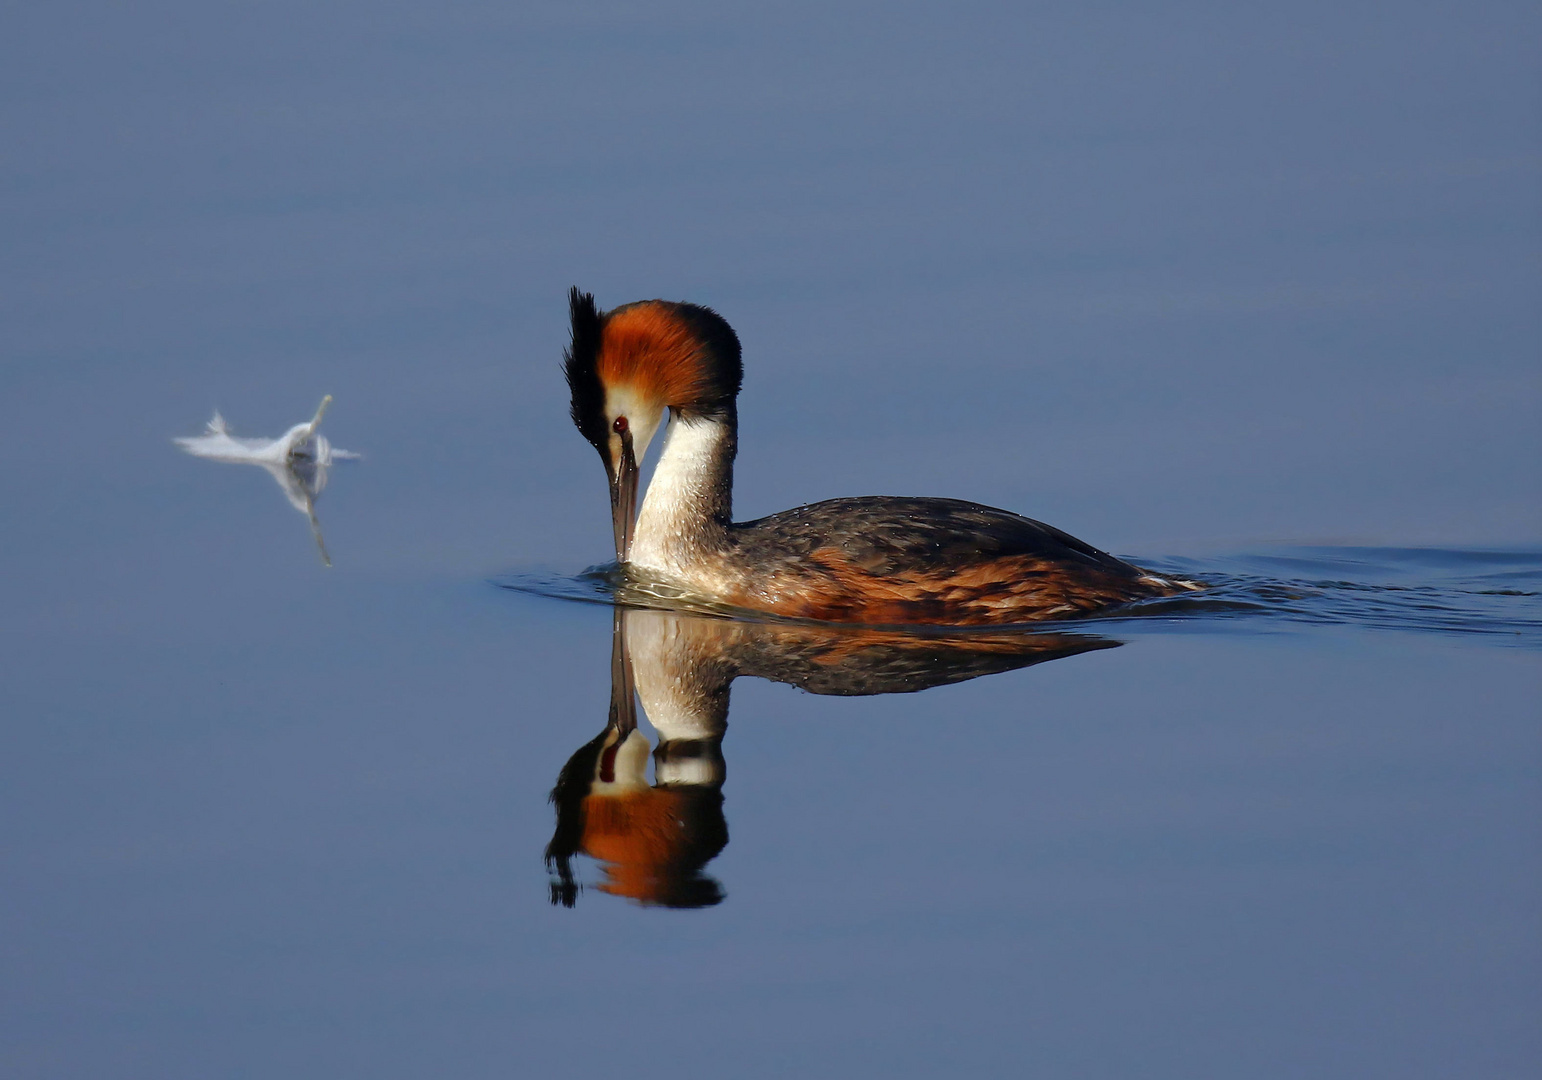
[545,608,1117,908]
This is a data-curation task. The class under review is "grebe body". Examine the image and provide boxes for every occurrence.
[564,290,1193,625]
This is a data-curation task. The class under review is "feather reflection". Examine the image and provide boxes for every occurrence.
[545,608,1118,908]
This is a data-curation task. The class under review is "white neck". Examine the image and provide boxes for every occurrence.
[629,409,735,577]
[624,609,729,787]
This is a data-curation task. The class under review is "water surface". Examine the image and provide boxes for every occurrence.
[2,2,1539,1077]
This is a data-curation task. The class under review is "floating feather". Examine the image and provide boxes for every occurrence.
[174,395,359,566]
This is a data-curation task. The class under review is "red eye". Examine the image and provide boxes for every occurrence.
[613,416,629,434]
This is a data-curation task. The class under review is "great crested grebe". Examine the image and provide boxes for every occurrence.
[564,289,1197,625]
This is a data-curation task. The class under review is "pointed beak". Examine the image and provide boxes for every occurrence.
[608,429,638,564]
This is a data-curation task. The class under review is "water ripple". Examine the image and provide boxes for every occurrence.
[1108,547,1542,645]
[496,547,1542,648]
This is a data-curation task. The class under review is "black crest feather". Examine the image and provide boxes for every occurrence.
[564,287,607,448]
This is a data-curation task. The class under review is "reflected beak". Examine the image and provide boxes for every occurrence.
[608,430,638,564]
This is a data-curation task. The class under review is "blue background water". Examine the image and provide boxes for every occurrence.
[2,2,1539,1077]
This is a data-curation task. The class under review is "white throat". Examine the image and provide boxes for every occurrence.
[629,411,733,577]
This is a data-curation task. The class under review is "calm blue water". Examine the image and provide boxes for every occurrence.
[2,3,1539,1078]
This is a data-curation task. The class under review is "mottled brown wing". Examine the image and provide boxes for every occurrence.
[725,496,1162,623]
[732,496,1141,579]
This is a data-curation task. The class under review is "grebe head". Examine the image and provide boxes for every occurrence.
[564,288,742,562]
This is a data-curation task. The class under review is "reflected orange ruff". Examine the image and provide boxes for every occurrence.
[580,790,706,905]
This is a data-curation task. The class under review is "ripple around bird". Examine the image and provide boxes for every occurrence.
[497,546,1542,648]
